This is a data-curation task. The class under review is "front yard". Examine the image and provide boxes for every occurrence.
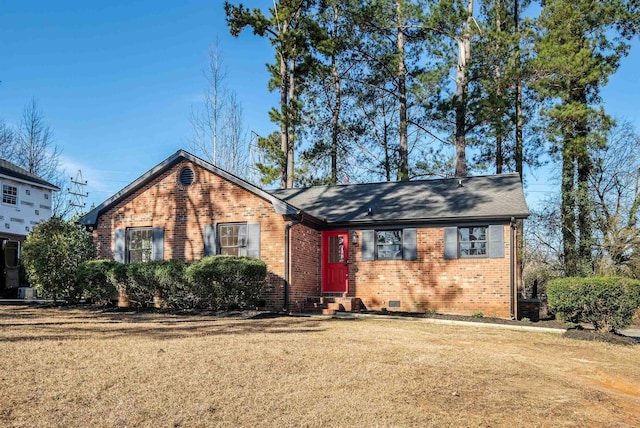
[0,306,638,427]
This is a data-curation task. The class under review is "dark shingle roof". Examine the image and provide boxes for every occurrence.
[0,158,60,190]
[78,149,528,228]
[270,173,528,226]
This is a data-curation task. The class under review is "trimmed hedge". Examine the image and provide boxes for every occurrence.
[76,256,266,310]
[547,276,640,332]
[185,256,267,309]
[76,260,118,304]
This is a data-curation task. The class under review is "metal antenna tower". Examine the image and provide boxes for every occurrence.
[68,169,88,215]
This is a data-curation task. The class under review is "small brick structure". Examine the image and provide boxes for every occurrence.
[81,150,529,319]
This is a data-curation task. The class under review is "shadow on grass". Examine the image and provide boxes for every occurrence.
[0,306,327,343]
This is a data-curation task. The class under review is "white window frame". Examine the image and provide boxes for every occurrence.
[2,183,18,206]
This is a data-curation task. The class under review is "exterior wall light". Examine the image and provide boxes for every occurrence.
[351,231,358,245]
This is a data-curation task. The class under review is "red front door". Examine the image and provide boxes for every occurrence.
[322,230,349,294]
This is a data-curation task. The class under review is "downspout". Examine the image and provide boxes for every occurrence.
[510,217,516,320]
[284,213,302,312]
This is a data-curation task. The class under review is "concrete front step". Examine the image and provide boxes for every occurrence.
[302,296,362,314]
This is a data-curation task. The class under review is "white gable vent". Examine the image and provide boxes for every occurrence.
[179,167,195,186]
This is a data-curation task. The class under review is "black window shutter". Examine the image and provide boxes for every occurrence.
[402,228,417,261]
[443,227,458,260]
[246,223,261,259]
[204,224,217,256]
[114,228,125,263]
[489,225,505,258]
[152,227,164,261]
[361,230,375,261]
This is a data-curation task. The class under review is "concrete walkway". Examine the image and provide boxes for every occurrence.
[331,312,567,334]
[334,312,640,340]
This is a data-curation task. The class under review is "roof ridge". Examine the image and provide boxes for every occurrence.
[270,172,521,193]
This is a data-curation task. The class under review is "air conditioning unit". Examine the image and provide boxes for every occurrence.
[17,287,36,299]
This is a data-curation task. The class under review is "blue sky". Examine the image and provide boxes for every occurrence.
[1,1,639,210]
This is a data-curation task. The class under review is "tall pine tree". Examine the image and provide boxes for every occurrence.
[532,0,639,276]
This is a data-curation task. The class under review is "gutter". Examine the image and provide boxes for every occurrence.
[324,214,530,230]
[510,217,516,320]
[284,212,303,312]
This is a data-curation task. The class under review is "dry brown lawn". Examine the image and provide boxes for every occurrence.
[0,306,639,428]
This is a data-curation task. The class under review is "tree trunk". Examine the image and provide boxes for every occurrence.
[454,0,473,178]
[562,147,578,276]
[577,151,593,274]
[279,48,289,189]
[287,57,296,189]
[514,0,523,180]
[330,3,341,185]
[495,0,503,175]
[575,90,592,275]
[396,0,409,181]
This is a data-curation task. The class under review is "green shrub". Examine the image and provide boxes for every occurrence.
[124,262,160,308]
[22,217,95,303]
[547,276,640,332]
[185,255,266,310]
[153,259,195,309]
[76,260,118,304]
[106,262,128,304]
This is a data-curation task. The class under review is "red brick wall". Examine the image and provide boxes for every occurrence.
[92,159,515,317]
[349,225,513,318]
[92,159,287,309]
[288,224,321,311]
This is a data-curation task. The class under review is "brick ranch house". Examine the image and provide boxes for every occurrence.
[79,150,530,318]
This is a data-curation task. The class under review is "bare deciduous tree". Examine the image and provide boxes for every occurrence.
[188,40,249,177]
[16,98,61,180]
[15,98,69,218]
[590,121,640,275]
[0,119,16,160]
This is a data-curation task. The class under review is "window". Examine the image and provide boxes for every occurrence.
[376,230,403,260]
[2,184,17,206]
[219,223,247,256]
[329,234,345,263]
[204,223,261,258]
[459,226,487,257]
[114,227,163,263]
[361,228,416,261]
[443,225,504,260]
[127,227,153,263]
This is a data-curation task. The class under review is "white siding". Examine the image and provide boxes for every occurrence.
[0,179,54,237]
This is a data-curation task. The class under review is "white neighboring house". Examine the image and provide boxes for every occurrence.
[0,159,59,297]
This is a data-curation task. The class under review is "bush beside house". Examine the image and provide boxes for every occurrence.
[77,256,266,310]
[547,276,640,333]
[22,217,95,303]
